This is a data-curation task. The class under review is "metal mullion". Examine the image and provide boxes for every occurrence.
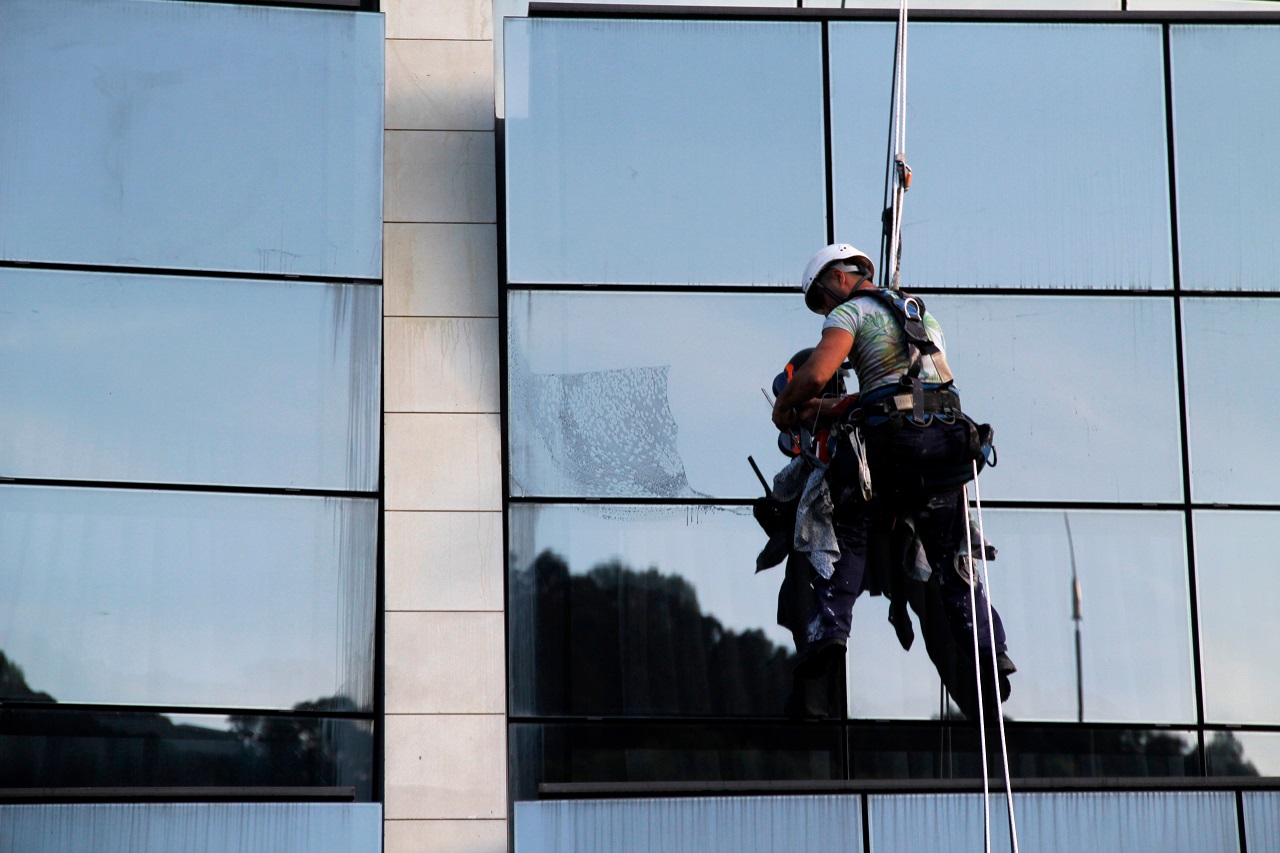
[0,477,376,501]
[0,258,379,286]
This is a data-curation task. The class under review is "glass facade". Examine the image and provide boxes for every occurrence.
[503,12,1280,816]
[0,0,382,808]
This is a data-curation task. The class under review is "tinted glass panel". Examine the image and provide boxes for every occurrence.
[514,797,861,853]
[1244,792,1280,853]
[509,723,842,801]
[831,23,1171,290]
[0,486,376,712]
[510,292,1182,502]
[504,19,825,285]
[1194,511,1280,725]
[935,295,1182,502]
[509,291,816,499]
[851,724,1200,781]
[0,0,383,278]
[1206,731,1271,777]
[979,510,1194,724]
[0,269,380,491]
[1182,299,1280,503]
[869,791,1238,853]
[0,709,373,800]
[0,804,382,853]
[1172,26,1280,291]
[509,504,801,717]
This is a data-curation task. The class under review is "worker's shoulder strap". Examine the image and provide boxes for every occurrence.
[847,288,954,386]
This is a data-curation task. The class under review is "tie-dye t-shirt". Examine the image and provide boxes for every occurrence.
[821,291,947,394]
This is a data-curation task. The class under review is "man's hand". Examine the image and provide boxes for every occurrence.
[772,403,798,431]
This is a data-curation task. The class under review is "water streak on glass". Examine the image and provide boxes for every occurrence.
[0,0,383,278]
[1181,299,1280,503]
[0,268,381,491]
[1194,511,1280,726]
[830,22,1171,290]
[869,790,1238,853]
[1171,26,1280,291]
[0,485,377,712]
[505,18,826,285]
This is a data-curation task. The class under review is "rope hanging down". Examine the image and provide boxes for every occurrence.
[883,2,1019,851]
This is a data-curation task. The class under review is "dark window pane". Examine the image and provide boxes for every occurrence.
[0,486,376,712]
[980,510,1195,724]
[0,708,373,800]
[869,791,1237,853]
[1172,26,1280,291]
[831,23,1171,290]
[504,19,825,285]
[0,0,383,278]
[851,724,1201,781]
[1205,731,1268,777]
[934,296,1182,502]
[0,269,380,491]
[509,504,802,717]
[1182,299,1280,503]
[1194,511,1280,725]
[510,723,843,801]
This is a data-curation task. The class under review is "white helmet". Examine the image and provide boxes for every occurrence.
[801,243,875,294]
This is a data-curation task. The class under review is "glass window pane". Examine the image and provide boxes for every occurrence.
[981,510,1194,724]
[1244,791,1280,852]
[831,23,1172,290]
[935,295,1182,502]
[509,504,800,717]
[0,0,383,278]
[514,796,861,853]
[510,292,1182,503]
[1206,731,1270,777]
[0,804,382,853]
[852,725,1200,781]
[0,486,376,712]
[0,709,373,799]
[1182,299,1280,502]
[1172,26,1280,291]
[869,791,1238,853]
[1194,511,1280,725]
[504,19,826,285]
[510,722,842,801]
[0,269,380,491]
[509,291,817,499]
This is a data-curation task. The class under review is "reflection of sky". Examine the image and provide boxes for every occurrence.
[1194,511,1280,725]
[0,486,376,711]
[510,291,1183,503]
[1172,26,1280,290]
[0,0,383,278]
[982,509,1194,724]
[1182,300,1280,503]
[505,18,826,285]
[832,22,1171,290]
[0,268,380,490]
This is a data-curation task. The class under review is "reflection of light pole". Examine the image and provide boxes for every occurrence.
[1064,513,1083,724]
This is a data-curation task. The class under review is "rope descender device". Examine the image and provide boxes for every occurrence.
[895,155,912,191]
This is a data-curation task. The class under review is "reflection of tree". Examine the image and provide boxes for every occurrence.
[524,550,795,716]
[0,650,371,796]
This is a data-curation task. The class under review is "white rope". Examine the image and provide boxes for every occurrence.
[961,486,992,853]
[886,0,910,289]
[971,461,1020,853]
